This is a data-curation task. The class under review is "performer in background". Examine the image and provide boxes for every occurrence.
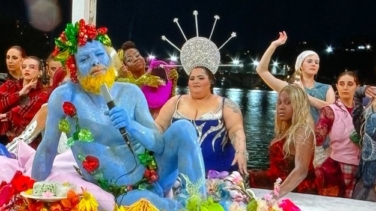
[0,56,49,146]
[315,71,360,198]
[117,41,178,118]
[256,31,335,123]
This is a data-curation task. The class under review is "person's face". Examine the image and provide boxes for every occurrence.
[188,68,211,94]
[47,60,63,78]
[75,40,110,77]
[336,74,357,100]
[301,54,320,76]
[6,48,23,72]
[277,91,293,122]
[123,48,145,73]
[21,58,40,81]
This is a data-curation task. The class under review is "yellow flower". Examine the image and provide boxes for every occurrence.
[25,188,33,195]
[229,202,246,211]
[78,189,99,211]
[123,198,159,211]
[271,204,283,211]
[113,205,126,211]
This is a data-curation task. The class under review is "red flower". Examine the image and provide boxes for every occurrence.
[0,184,14,207]
[10,171,35,194]
[82,155,100,173]
[62,102,77,117]
[279,199,301,211]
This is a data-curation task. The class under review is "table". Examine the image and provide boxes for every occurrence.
[253,189,375,211]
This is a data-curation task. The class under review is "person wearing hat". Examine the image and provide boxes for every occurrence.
[256,31,336,123]
[155,35,248,175]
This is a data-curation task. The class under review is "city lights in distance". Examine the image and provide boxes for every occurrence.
[326,46,333,53]
[148,55,156,60]
[170,55,178,61]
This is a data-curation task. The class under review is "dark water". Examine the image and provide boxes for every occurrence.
[176,86,278,169]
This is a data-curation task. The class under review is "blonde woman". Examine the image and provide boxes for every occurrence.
[249,85,317,198]
[256,31,335,123]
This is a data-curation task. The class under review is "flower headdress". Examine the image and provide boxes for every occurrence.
[52,19,112,83]
[162,11,243,75]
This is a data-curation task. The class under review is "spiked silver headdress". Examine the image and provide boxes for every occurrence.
[162,11,240,75]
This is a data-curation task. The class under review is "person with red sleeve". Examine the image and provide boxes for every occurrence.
[315,71,360,198]
[0,56,49,145]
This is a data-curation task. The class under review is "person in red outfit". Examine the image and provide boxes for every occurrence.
[0,56,49,145]
[4,46,26,81]
[315,71,360,198]
[249,85,317,198]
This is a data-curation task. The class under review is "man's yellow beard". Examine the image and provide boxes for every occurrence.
[79,66,116,94]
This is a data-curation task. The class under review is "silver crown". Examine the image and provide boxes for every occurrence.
[162,11,240,75]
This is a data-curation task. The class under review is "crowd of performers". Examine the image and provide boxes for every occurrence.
[0,19,375,210]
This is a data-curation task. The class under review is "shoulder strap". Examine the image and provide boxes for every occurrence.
[174,95,183,111]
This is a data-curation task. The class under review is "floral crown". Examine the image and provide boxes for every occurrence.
[52,19,112,83]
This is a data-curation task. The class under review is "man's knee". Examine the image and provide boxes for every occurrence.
[167,120,197,140]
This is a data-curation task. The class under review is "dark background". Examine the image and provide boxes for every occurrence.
[1,0,376,84]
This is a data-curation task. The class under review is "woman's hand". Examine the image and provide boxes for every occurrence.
[365,86,376,98]
[271,31,288,47]
[232,151,248,175]
[19,79,37,96]
[119,65,133,78]
[0,113,6,122]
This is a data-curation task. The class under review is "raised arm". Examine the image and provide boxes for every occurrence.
[31,89,65,180]
[222,98,248,175]
[277,126,314,198]
[256,31,288,92]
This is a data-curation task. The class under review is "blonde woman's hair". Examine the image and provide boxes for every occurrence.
[360,97,376,137]
[275,85,315,156]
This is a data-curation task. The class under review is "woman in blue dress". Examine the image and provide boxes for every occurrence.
[155,66,248,175]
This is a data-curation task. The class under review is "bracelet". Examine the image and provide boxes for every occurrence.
[235,150,249,160]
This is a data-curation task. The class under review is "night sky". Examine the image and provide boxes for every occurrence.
[1,0,376,80]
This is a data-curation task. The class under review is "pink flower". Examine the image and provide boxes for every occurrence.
[42,191,54,198]
[263,193,273,201]
[229,190,245,202]
[225,171,243,185]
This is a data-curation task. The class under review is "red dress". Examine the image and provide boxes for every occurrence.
[249,138,317,194]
